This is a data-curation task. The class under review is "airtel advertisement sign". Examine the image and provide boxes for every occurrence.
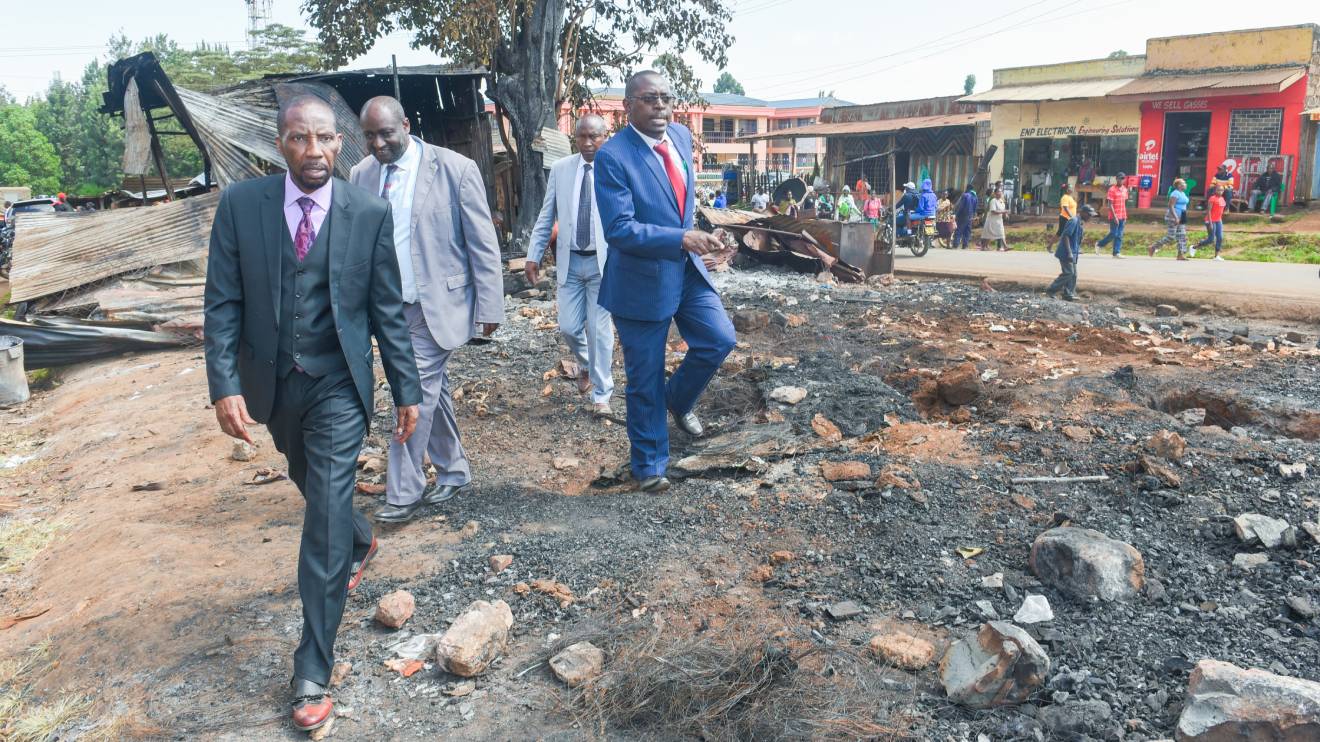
[1137,135,1161,178]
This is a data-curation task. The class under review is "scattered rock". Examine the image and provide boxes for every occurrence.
[1232,513,1293,549]
[1277,462,1307,479]
[1285,330,1311,344]
[531,578,575,607]
[382,658,425,677]
[1176,659,1320,741]
[732,310,771,332]
[749,564,773,582]
[981,573,1004,589]
[877,463,920,491]
[549,641,606,687]
[973,600,999,619]
[1149,430,1187,461]
[810,413,843,442]
[1013,594,1054,624]
[231,440,254,462]
[459,520,481,539]
[1286,595,1317,619]
[444,680,476,697]
[374,590,415,629]
[360,456,385,473]
[769,385,808,405]
[769,550,795,565]
[1232,552,1270,571]
[940,621,1050,708]
[937,362,982,406]
[329,662,352,687]
[1139,454,1182,488]
[1303,521,1320,544]
[1179,408,1208,426]
[826,600,863,620]
[1061,425,1092,442]
[820,460,871,481]
[435,600,514,677]
[869,632,937,670]
[488,554,513,574]
[1030,527,1145,601]
[1040,699,1113,737]
[1155,304,1180,317]
[387,632,441,660]
[772,312,808,328]
[552,456,580,471]
[308,715,335,740]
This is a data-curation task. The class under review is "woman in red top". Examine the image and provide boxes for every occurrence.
[1196,185,1227,261]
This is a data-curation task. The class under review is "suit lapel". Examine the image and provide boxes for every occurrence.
[626,127,679,220]
[410,138,439,220]
[261,176,284,321]
[328,178,353,315]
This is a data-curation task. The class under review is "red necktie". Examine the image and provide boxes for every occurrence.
[653,140,686,220]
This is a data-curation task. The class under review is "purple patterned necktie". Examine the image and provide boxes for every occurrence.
[294,196,316,262]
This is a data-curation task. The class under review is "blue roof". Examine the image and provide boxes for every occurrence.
[594,87,850,109]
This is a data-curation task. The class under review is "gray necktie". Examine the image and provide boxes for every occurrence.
[576,163,593,249]
[380,163,399,200]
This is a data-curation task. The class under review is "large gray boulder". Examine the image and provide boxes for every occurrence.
[1030,526,1145,601]
[940,622,1050,708]
[1175,659,1320,741]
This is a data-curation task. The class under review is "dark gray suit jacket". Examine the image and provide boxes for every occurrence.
[204,174,422,424]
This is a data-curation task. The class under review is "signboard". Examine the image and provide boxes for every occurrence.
[1002,178,1015,202]
[1150,99,1210,111]
[1018,124,1139,137]
[1126,176,1140,188]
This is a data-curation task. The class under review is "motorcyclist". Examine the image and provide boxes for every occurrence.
[895,181,919,236]
[915,179,938,221]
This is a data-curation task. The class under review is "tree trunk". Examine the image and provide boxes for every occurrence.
[489,0,566,249]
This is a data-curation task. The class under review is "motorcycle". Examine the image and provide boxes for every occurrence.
[877,206,933,257]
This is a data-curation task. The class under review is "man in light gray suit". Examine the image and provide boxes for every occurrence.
[525,115,615,415]
[350,96,504,523]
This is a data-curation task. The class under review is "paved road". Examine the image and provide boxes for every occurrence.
[893,248,1320,321]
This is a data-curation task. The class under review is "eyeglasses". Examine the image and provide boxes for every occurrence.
[629,94,674,106]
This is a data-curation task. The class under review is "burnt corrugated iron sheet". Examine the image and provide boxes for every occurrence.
[8,191,219,303]
[910,154,980,192]
[738,112,988,141]
[959,78,1136,103]
[1108,66,1306,98]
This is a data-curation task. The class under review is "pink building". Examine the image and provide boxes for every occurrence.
[561,89,850,181]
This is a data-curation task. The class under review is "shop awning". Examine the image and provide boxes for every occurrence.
[1107,66,1306,100]
[736,111,988,142]
[959,78,1135,103]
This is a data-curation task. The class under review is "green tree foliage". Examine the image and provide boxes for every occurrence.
[713,71,745,96]
[1108,50,1128,59]
[963,74,976,95]
[0,104,62,194]
[303,0,734,241]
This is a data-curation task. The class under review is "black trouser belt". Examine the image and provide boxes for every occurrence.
[570,250,597,256]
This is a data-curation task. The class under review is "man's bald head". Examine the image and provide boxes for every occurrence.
[623,71,673,138]
[575,114,606,136]
[574,114,608,163]
[359,96,412,165]
[624,70,665,99]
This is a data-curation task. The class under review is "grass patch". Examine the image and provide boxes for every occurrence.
[0,642,94,742]
[995,228,1320,264]
[0,518,62,574]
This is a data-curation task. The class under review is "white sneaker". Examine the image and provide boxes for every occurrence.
[1188,248,1197,258]
[1113,254,1125,259]
[1213,256,1224,261]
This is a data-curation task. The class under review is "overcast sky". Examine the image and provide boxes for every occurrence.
[3,1,1317,104]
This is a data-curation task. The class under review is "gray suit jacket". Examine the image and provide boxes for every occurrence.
[349,137,504,351]
[203,175,422,424]
[527,153,609,285]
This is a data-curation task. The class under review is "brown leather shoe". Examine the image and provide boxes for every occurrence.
[576,371,592,395]
[291,678,332,731]
[347,536,377,592]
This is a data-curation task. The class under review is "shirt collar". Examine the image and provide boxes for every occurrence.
[630,123,670,150]
[284,172,333,212]
[391,135,422,172]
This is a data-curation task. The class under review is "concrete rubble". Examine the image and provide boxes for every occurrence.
[1029,527,1146,601]
[940,622,1051,708]
[1175,659,1320,741]
[434,600,514,677]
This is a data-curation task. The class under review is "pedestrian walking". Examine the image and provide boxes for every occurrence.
[953,183,977,249]
[1096,173,1128,258]
[1196,185,1227,261]
[936,188,955,246]
[863,192,882,228]
[836,185,856,221]
[1147,178,1190,259]
[1046,203,1097,301]
[978,185,1010,251]
[1057,182,1076,236]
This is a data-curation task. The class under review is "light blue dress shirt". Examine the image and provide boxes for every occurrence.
[378,136,422,304]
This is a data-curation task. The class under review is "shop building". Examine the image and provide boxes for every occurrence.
[961,55,1145,210]
[1106,24,1320,207]
[738,96,988,196]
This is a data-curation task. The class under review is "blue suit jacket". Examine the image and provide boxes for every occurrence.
[594,123,714,322]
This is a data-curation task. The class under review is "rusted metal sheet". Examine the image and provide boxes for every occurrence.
[960,78,1136,103]
[1107,66,1306,99]
[719,214,867,282]
[8,192,219,303]
[738,112,988,142]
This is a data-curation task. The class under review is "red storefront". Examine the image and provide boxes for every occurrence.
[1113,69,1308,207]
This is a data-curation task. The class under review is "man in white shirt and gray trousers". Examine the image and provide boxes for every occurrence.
[525,115,615,416]
[350,96,504,523]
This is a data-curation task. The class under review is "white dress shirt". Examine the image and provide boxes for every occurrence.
[377,135,423,304]
[571,157,597,250]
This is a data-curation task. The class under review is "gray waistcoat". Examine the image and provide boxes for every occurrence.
[276,212,346,378]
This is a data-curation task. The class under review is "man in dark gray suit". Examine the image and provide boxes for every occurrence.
[350,96,504,523]
[203,95,421,732]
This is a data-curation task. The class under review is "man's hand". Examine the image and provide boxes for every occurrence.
[395,405,419,443]
[681,230,724,256]
[214,395,256,444]
[523,260,540,286]
[479,323,500,337]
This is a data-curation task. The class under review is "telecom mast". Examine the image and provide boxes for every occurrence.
[245,0,273,42]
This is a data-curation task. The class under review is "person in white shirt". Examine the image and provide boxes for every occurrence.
[526,115,615,416]
[750,189,769,211]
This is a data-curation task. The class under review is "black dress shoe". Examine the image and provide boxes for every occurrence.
[422,482,466,506]
[670,409,704,437]
[374,501,422,523]
[639,476,671,493]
